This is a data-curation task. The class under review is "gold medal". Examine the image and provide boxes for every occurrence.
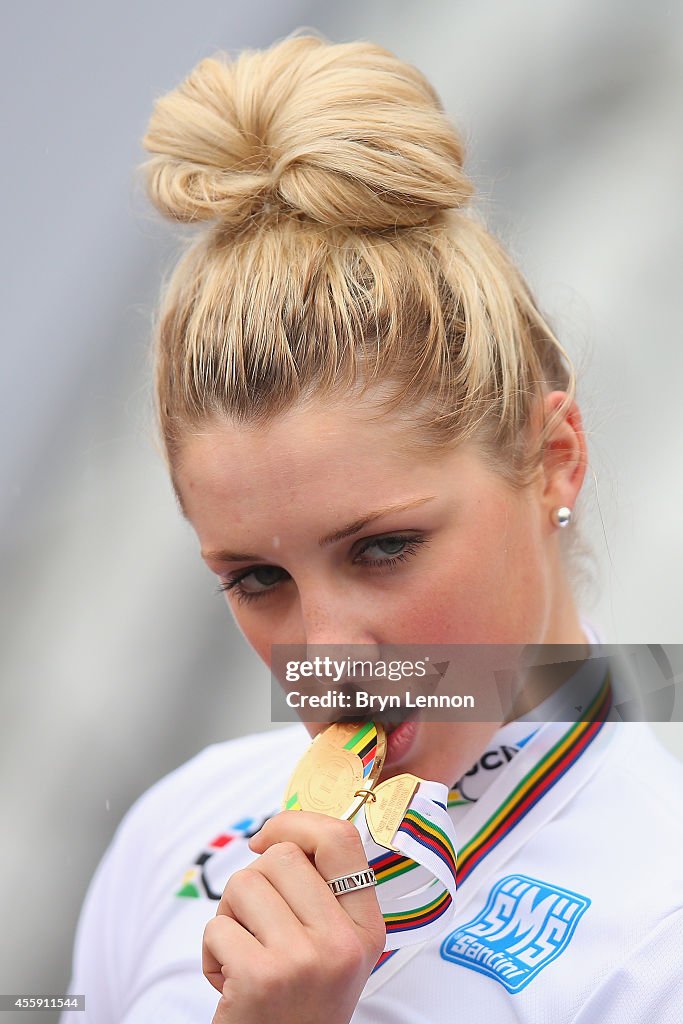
[364,773,422,852]
[283,720,387,821]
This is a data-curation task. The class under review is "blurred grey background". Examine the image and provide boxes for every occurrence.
[2,0,682,1017]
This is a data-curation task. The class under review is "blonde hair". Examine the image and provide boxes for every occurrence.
[141,32,590,583]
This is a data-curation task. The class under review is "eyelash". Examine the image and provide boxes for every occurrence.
[214,534,429,606]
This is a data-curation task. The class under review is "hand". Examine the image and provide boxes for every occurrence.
[202,810,387,1024]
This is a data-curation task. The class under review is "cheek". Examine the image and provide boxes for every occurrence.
[488,521,548,634]
[394,523,546,644]
[226,603,273,667]
[233,612,317,737]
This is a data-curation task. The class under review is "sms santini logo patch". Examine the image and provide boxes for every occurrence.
[440,874,590,993]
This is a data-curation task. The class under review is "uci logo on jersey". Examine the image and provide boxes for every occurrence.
[440,874,590,993]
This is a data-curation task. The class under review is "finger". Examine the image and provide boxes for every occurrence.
[216,866,305,950]
[248,811,385,940]
[202,913,261,993]
[243,839,351,930]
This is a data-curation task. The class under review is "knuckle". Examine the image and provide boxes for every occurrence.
[330,818,362,845]
[330,928,367,976]
[322,818,365,859]
[219,984,238,1013]
[202,916,223,945]
[224,866,259,896]
[270,840,306,865]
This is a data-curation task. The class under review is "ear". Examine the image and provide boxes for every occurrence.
[538,391,588,519]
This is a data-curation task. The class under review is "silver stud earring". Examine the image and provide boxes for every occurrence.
[551,506,572,528]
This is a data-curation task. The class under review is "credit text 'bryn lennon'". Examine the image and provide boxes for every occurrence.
[285,691,475,710]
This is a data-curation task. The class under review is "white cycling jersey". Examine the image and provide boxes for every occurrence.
[61,622,683,1023]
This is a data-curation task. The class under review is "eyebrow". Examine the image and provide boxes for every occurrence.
[201,495,437,563]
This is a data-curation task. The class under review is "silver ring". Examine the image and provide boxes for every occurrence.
[326,868,377,897]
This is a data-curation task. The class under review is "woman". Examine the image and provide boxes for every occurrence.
[62,33,683,1024]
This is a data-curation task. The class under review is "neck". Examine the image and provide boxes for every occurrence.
[503,593,590,724]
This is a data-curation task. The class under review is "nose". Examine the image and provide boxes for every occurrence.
[297,583,382,659]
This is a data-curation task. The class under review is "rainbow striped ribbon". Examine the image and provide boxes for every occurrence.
[371,668,613,972]
[354,777,458,952]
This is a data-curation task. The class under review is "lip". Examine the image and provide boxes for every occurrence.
[383,716,420,768]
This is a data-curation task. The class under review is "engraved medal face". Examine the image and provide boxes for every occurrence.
[365,773,421,851]
[283,720,387,820]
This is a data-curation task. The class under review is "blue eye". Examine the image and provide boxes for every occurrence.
[214,565,288,603]
[358,535,419,562]
[214,533,428,606]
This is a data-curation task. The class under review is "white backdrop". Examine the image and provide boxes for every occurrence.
[2,0,682,1014]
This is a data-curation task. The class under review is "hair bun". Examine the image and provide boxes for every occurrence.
[142,34,474,230]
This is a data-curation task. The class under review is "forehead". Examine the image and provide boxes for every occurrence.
[177,400,417,496]
[173,396,491,540]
